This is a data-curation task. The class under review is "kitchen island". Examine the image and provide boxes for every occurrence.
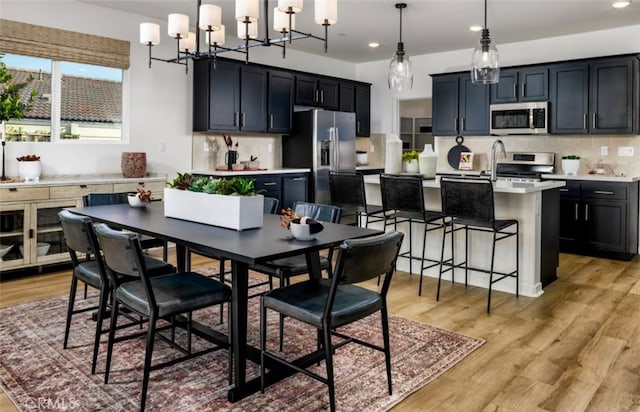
[363,175,566,298]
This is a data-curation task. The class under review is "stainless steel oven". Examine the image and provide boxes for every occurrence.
[490,102,548,135]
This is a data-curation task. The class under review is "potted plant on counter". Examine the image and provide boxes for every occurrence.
[402,150,420,173]
[16,154,41,182]
[164,173,265,231]
[561,155,581,176]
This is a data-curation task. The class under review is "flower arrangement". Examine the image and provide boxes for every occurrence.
[280,208,301,228]
[279,207,324,238]
[16,154,40,161]
[135,188,153,203]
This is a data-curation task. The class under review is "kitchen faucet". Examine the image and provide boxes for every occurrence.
[490,139,506,182]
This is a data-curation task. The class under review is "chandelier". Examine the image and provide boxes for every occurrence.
[388,3,412,92]
[139,0,338,73]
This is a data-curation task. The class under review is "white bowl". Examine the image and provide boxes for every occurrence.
[289,222,315,241]
[18,242,50,257]
[127,194,146,207]
[0,244,13,260]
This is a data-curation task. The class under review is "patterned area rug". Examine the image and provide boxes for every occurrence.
[0,265,484,411]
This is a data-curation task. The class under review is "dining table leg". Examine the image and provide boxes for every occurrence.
[228,259,249,402]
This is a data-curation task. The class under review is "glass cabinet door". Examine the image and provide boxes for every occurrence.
[0,203,28,270]
[32,200,80,265]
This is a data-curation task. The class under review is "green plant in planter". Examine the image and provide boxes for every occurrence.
[402,150,419,162]
[562,155,581,160]
[168,173,263,196]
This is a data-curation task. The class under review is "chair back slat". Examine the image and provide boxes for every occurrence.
[380,174,425,214]
[334,231,404,286]
[293,201,342,224]
[263,197,280,214]
[329,172,366,208]
[95,223,144,278]
[440,178,495,222]
[83,192,129,207]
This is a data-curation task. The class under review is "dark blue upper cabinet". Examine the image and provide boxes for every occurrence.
[490,67,548,104]
[550,63,589,134]
[432,73,489,136]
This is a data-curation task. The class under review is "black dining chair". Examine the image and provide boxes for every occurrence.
[260,231,404,412]
[250,201,342,350]
[437,177,519,313]
[58,210,175,375]
[329,172,385,227]
[95,223,232,412]
[379,174,445,295]
[83,192,169,261]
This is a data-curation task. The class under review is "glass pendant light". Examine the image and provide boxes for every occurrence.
[471,0,499,84]
[388,3,413,92]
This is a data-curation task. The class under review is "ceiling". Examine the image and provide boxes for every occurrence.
[79,0,640,63]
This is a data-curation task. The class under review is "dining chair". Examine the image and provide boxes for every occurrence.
[83,192,169,261]
[328,171,385,227]
[260,231,404,412]
[58,210,175,375]
[95,223,232,412]
[437,177,519,313]
[379,174,445,295]
[250,201,342,351]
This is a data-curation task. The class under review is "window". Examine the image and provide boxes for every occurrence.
[2,52,125,143]
[0,19,130,144]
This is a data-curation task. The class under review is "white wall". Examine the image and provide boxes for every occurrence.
[2,0,356,179]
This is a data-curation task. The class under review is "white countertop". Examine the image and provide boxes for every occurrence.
[0,174,167,188]
[542,174,640,183]
[192,168,310,176]
[364,174,566,194]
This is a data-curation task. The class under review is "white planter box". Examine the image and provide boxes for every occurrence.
[164,188,264,231]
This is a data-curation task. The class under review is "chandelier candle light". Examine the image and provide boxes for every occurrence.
[139,0,338,71]
[388,3,413,92]
[471,0,500,84]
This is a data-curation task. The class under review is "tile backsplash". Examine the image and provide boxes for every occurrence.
[434,134,640,177]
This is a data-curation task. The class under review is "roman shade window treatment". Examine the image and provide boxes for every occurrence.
[0,19,130,69]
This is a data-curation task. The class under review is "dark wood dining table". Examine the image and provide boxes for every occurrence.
[67,201,382,402]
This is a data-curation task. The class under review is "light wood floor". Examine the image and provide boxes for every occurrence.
[1,251,639,411]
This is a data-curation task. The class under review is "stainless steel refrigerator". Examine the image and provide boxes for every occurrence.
[282,109,356,204]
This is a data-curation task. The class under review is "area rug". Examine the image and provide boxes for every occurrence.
[0,266,484,411]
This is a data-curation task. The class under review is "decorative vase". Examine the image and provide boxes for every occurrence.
[121,152,146,178]
[561,159,580,176]
[385,134,402,174]
[418,144,438,178]
[18,160,42,181]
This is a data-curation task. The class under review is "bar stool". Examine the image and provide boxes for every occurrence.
[329,172,385,227]
[379,174,445,295]
[437,177,519,313]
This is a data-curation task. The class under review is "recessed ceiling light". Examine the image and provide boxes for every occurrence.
[368,42,380,48]
[469,25,482,32]
[612,0,631,8]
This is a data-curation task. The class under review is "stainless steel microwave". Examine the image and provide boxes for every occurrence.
[490,102,548,135]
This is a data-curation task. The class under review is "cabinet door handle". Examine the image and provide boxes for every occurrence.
[234,112,238,127]
[29,228,34,239]
[79,184,87,188]
[454,118,458,131]
[521,83,525,97]
[594,190,614,195]
[583,114,587,130]
[559,188,569,192]
[9,188,17,192]
[574,204,579,221]
[315,89,319,103]
[320,90,324,104]
[292,177,306,181]
[460,118,465,131]
[138,182,145,186]
[585,204,589,221]
[263,182,277,186]
[356,120,360,134]
[513,84,517,98]
[270,114,274,129]
[592,113,597,129]
[241,112,246,128]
